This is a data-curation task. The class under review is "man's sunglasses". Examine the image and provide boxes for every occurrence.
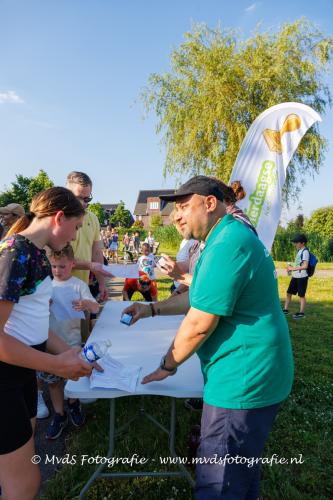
[77,195,93,204]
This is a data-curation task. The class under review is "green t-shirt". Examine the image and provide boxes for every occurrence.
[190,215,294,409]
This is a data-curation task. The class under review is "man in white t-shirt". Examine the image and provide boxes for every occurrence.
[283,234,309,319]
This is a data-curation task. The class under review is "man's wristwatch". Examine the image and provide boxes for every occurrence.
[160,355,177,375]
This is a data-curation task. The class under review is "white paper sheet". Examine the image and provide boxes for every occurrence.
[102,264,139,279]
[90,354,141,393]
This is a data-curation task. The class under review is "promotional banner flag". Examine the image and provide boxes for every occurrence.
[229,102,321,250]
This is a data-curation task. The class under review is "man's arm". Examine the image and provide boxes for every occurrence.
[92,240,108,301]
[122,290,190,324]
[73,259,113,277]
[288,255,309,272]
[142,307,219,384]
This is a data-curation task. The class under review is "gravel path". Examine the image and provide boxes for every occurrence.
[275,268,333,277]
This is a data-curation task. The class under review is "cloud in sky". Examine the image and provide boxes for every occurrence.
[245,2,260,12]
[0,90,24,104]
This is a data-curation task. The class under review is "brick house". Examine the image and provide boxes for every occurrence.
[100,203,134,227]
[133,190,175,229]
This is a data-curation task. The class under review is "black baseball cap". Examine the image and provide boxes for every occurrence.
[159,175,225,202]
[292,234,307,243]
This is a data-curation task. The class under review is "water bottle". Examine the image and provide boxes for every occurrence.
[287,262,292,276]
[81,339,112,364]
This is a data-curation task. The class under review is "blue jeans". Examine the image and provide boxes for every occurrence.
[195,402,280,499]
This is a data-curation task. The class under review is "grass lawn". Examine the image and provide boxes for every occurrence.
[41,275,333,500]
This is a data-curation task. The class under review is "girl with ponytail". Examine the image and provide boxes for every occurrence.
[0,187,99,499]
[212,179,258,236]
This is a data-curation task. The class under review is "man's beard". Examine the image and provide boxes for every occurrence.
[179,226,194,240]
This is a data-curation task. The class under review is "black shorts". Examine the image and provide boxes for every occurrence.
[0,341,46,455]
[287,277,308,298]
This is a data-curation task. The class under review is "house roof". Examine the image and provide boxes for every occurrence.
[134,190,175,216]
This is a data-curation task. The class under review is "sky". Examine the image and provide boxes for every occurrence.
[0,0,332,221]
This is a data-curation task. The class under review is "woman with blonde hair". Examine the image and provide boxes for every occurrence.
[0,187,97,499]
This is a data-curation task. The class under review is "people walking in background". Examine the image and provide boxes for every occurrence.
[108,228,119,263]
[133,231,141,259]
[123,232,134,263]
[123,232,130,251]
[145,231,155,253]
[283,234,309,319]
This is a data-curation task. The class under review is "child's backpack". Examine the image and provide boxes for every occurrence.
[301,247,318,277]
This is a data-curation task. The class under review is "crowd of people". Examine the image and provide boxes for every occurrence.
[101,227,156,264]
[0,171,311,499]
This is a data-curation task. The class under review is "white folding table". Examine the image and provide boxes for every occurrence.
[65,301,203,498]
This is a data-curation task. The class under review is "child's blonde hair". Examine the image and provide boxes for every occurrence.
[48,244,75,261]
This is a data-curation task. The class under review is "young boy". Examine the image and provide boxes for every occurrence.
[283,234,309,319]
[122,272,158,302]
[40,245,99,439]
[138,242,156,281]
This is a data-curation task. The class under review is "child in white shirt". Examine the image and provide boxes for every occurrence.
[40,244,99,439]
[138,242,156,281]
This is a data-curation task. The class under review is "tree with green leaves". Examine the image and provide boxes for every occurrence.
[150,214,163,230]
[109,201,132,228]
[132,219,144,229]
[143,19,332,203]
[304,206,333,238]
[88,202,105,225]
[0,170,54,211]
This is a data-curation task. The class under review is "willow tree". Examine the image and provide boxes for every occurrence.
[143,19,332,203]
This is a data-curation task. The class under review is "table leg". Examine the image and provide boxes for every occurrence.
[79,399,116,499]
[169,398,195,488]
[79,397,195,498]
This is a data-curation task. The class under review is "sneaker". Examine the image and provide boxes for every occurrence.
[46,413,68,440]
[37,390,49,419]
[282,309,289,315]
[68,399,85,427]
[184,398,203,412]
[293,312,305,319]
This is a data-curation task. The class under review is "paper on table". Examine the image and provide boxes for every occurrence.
[102,264,139,279]
[90,355,141,393]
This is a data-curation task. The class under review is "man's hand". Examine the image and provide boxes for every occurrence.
[158,254,187,281]
[122,302,151,325]
[97,283,109,302]
[90,261,114,278]
[141,367,172,384]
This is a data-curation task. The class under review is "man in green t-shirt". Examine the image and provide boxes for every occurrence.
[123,176,294,499]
